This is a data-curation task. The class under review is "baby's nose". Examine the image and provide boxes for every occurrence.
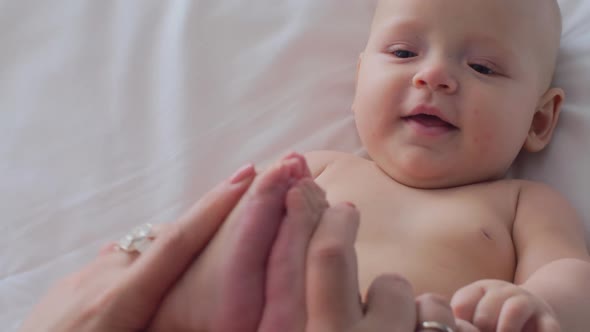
[412,63,458,94]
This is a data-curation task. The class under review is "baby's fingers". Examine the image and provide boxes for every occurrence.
[472,290,513,331]
[496,295,535,332]
[535,315,561,332]
[451,283,486,322]
[455,319,481,332]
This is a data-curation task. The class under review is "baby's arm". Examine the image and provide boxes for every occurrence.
[454,182,590,332]
[303,150,348,179]
[511,183,590,332]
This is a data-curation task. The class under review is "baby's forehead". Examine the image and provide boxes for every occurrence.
[373,1,535,50]
[371,0,562,87]
[373,0,560,32]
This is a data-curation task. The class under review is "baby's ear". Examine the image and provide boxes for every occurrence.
[523,87,565,152]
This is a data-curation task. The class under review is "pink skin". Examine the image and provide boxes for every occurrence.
[19,163,259,332]
[211,153,316,331]
[148,152,476,332]
[258,177,329,332]
[150,153,327,332]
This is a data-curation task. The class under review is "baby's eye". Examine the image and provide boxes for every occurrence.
[470,64,495,75]
[392,50,417,58]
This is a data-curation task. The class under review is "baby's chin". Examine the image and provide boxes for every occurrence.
[376,162,502,190]
[387,172,464,190]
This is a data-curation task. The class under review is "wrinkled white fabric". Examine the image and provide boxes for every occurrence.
[0,0,588,330]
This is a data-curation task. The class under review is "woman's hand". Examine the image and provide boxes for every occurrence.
[21,150,480,332]
[149,153,323,331]
[19,163,258,332]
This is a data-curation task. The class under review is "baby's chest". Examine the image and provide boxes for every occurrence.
[316,166,519,292]
[318,165,515,235]
[328,181,514,251]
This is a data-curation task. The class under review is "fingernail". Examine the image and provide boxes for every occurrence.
[230,163,255,184]
[284,157,303,180]
[344,201,357,209]
[283,151,301,161]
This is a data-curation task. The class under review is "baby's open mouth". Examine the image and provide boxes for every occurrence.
[403,114,458,130]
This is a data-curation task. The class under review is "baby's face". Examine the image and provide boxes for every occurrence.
[353,0,561,188]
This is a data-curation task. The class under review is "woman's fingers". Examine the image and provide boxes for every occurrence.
[416,293,460,332]
[20,164,259,332]
[360,274,417,332]
[117,164,257,319]
[451,283,486,323]
[210,154,309,330]
[149,154,310,332]
[258,178,328,332]
[306,202,363,331]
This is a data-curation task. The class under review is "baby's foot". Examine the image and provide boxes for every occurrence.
[258,177,329,332]
[150,153,309,332]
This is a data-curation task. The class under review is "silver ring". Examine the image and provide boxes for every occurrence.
[116,223,154,253]
[417,321,455,332]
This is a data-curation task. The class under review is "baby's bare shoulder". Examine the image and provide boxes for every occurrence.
[513,180,585,232]
[511,179,589,280]
[490,179,579,225]
[303,150,359,178]
[449,178,523,205]
[514,179,574,211]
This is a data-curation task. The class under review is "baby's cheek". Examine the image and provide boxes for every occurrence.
[467,108,506,157]
[468,126,521,178]
[470,127,494,156]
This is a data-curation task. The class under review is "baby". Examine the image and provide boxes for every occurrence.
[305,0,590,331]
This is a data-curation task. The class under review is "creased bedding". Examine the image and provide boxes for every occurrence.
[1,0,589,329]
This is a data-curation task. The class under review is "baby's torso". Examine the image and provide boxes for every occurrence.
[315,154,520,299]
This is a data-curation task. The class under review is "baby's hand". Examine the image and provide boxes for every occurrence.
[451,280,560,332]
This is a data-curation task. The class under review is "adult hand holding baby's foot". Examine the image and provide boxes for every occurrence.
[149,153,322,331]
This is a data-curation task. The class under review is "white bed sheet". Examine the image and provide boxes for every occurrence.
[1,0,589,330]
